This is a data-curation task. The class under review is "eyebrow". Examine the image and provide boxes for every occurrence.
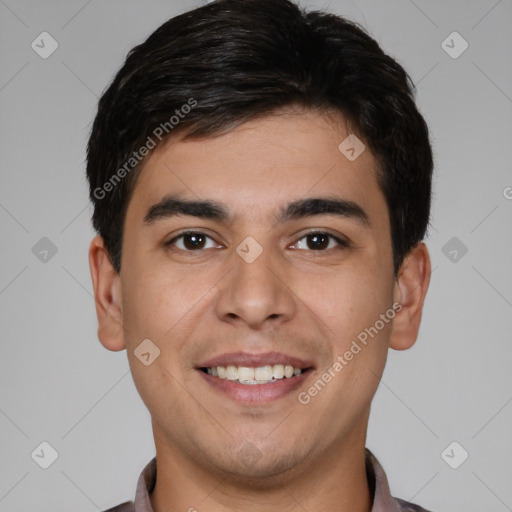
[143,195,370,226]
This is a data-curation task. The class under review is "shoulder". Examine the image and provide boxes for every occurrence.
[395,497,436,511]
[101,501,135,512]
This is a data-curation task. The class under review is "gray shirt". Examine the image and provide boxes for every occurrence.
[103,448,433,512]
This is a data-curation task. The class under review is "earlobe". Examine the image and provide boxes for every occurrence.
[88,235,126,352]
[389,243,431,351]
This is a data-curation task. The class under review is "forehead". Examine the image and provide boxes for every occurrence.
[126,109,385,224]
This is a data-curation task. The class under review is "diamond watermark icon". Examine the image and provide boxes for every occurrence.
[441,441,469,469]
[31,441,59,469]
[441,32,468,59]
[236,236,263,263]
[32,237,58,263]
[338,134,365,161]
[442,236,468,263]
[237,442,263,468]
[134,338,161,366]
[31,32,59,59]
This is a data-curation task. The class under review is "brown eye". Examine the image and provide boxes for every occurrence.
[166,232,217,251]
[183,233,206,250]
[294,232,349,251]
[306,233,330,250]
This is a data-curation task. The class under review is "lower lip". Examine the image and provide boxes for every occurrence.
[197,369,312,404]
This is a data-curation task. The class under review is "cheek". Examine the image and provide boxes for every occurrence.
[120,260,217,346]
[303,262,394,347]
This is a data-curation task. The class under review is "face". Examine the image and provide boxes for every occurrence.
[93,108,424,483]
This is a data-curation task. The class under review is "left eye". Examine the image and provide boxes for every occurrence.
[293,232,348,251]
[166,232,218,251]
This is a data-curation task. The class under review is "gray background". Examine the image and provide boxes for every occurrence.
[1,0,511,511]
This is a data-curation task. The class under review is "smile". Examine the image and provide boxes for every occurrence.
[201,364,304,385]
[196,351,315,403]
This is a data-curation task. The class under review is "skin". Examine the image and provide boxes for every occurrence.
[89,107,431,512]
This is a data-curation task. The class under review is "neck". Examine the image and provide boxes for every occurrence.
[149,425,372,512]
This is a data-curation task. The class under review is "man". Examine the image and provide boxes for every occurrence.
[86,0,434,510]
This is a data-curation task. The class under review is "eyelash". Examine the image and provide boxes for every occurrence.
[165,230,350,253]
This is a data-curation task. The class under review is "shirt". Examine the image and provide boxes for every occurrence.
[103,448,434,512]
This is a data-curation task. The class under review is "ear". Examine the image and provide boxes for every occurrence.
[88,235,126,351]
[389,242,431,351]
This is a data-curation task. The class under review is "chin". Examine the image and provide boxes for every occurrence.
[207,443,311,486]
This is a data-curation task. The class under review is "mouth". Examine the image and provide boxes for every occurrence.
[198,364,311,384]
[195,352,315,404]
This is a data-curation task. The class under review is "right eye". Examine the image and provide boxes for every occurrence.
[165,231,220,251]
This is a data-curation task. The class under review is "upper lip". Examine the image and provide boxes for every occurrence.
[197,351,314,369]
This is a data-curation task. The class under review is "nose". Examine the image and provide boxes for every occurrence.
[214,244,296,330]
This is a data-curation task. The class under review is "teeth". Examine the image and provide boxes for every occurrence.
[273,364,285,379]
[206,364,304,384]
[284,365,294,378]
[254,365,273,381]
[238,367,255,381]
[225,365,238,381]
